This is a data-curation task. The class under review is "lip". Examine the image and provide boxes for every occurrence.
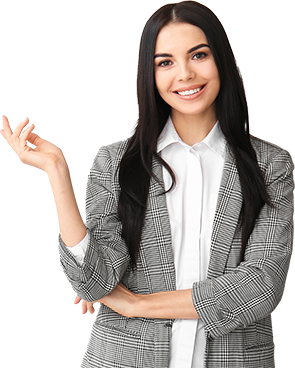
[173,84,205,93]
[173,84,207,100]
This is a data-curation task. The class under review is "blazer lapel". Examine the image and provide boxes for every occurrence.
[207,147,243,278]
[139,157,176,292]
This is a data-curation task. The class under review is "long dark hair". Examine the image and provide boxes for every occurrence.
[118,1,269,268]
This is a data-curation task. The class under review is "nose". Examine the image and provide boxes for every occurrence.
[177,61,195,82]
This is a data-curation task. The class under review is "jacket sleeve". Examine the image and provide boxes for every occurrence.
[59,144,130,302]
[192,148,294,339]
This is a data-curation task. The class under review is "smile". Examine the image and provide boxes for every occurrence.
[173,84,207,100]
[177,86,204,96]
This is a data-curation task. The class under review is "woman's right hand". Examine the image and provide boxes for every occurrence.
[1,115,66,173]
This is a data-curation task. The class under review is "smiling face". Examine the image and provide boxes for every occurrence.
[154,22,220,125]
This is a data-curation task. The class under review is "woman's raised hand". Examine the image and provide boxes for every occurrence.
[1,115,66,173]
[1,115,87,247]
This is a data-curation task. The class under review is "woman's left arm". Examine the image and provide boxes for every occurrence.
[77,148,293,327]
[135,287,199,319]
[191,148,294,339]
[75,282,199,319]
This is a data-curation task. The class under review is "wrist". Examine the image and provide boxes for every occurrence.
[132,294,147,318]
[46,156,68,178]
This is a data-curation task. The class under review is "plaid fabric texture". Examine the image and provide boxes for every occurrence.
[59,136,293,368]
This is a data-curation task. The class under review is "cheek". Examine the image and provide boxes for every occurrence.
[211,68,220,87]
[201,61,219,81]
[154,73,164,93]
[154,70,173,93]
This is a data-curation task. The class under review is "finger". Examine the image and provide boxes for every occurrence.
[74,295,81,304]
[82,300,88,314]
[87,302,95,314]
[19,124,35,148]
[0,129,5,138]
[2,115,13,139]
[13,118,30,139]
[27,131,42,146]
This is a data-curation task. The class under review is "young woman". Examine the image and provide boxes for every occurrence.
[1,1,293,367]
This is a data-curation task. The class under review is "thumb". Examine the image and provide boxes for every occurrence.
[27,131,41,145]
[74,295,82,304]
[0,129,6,139]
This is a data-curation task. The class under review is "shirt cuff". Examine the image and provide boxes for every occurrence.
[66,232,89,266]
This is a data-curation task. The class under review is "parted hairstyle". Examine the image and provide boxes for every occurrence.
[118,1,269,268]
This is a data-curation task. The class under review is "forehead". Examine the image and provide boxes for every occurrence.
[155,22,208,53]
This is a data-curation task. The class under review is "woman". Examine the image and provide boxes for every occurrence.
[1,1,293,367]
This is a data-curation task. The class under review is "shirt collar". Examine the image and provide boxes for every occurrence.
[157,116,182,152]
[157,116,226,158]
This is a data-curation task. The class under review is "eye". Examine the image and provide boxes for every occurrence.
[157,60,172,67]
[192,52,207,60]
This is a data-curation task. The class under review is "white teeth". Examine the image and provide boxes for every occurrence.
[178,87,202,96]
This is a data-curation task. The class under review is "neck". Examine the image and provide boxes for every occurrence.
[171,108,217,146]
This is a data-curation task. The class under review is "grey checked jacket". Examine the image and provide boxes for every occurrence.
[59,136,294,368]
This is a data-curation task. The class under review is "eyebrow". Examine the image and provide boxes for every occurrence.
[154,43,210,59]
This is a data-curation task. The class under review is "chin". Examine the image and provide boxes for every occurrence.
[172,103,216,119]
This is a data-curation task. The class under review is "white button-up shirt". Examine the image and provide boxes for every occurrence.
[157,117,225,368]
[69,116,226,368]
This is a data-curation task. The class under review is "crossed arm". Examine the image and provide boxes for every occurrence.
[74,282,199,319]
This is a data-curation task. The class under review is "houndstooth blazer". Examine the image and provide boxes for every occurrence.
[59,135,294,368]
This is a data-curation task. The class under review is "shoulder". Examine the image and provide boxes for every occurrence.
[251,136,294,193]
[91,139,129,172]
[250,135,293,172]
[86,139,130,194]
